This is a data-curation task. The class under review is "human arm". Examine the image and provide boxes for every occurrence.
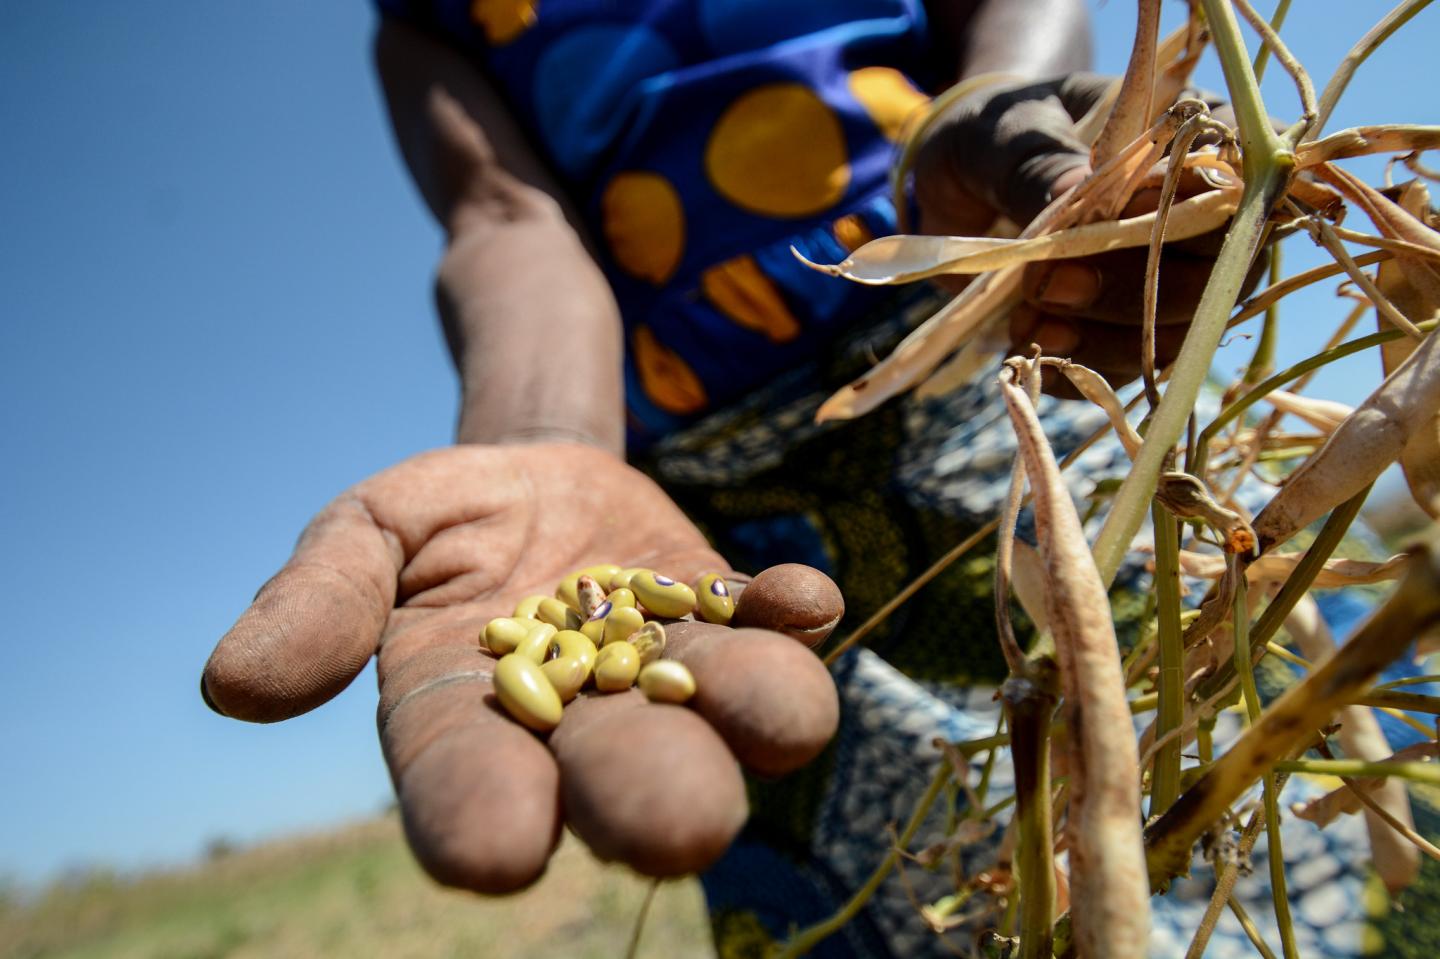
[373,16,623,451]
[200,17,841,894]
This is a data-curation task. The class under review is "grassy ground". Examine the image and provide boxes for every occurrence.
[0,815,715,959]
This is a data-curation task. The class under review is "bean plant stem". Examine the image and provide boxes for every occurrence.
[1196,486,1371,701]
[1150,505,1186,816]
[1251,0,1293,81]
[775,762,952,957]
[1228,897,1282,959]
[1273,759,1440,785]
[1092,0,1291,585]
[1358,690,1440,715]
[1004,677,1057,959]
[1244,245,1283,384]
[1234,575,1300,959]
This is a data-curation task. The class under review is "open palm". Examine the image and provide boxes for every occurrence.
[202,443,839,891]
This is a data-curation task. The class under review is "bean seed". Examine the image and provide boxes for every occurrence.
[606,587,637,609]
[483,617,532,656]
[514,622,558,664]
[541,655,588,703]
[580,600,613,644]
[513,594,549,619]
[551,629,598,679]
[609,567,652,592]
[594,641,641,692]
[576,575,608,619]
[693,573,735,626]
[631,621,667,665]
[557,565,623,610]
[494,653,564,731]
[602,606,646,647]
[537,597,583,631]
[631,571,697,619]
[637,660,696,704]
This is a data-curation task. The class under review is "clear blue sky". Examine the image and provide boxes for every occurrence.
[1,1,1434,884]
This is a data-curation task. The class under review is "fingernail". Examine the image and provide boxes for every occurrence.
[200,675,226,716]
[1036,263,1102,309]
[1032,318,1081,356]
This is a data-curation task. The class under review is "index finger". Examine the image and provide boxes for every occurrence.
[202,493,401,722]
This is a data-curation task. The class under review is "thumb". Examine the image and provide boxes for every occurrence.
[918,73,1113,228]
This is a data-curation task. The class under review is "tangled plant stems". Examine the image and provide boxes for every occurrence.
[781,0,1440,954]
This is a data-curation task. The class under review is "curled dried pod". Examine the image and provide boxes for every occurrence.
[731,563,843,647]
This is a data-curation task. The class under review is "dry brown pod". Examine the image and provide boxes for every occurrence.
[551,692,747,877]
[731,564,844,647]
[665,623,840,777]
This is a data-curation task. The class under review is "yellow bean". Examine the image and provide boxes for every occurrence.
[637,660,696,704]
[631,571,697,619]
[693,573,735,625]
[494,654,564,732]
[483,617,531,656]
[557,565,623,610]
[537,597,582,631]
[631,621,667,666]
[513,594,548,619]
[541,656,587,704]
[594,641,640,692]
[514,622,558,664]
[602,606,646,647]
[551,629,598,679]
[609,567,652,592]
[606,587,637,609]
[579,600,614,644]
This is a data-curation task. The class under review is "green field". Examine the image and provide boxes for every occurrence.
[0,816,714,959]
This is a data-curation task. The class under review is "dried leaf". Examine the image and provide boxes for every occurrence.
[1296,125,1440,168]
[1176,549,1409,588]
[797,189,1238,285]
[1250,324,1440,552]
[1265,389,1355,433]
[1091,0,1163,169]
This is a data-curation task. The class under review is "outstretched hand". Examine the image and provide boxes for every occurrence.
[911,72,1266,393]
[202,444,841,892]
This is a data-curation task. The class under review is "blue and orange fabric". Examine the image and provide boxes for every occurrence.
[375,0,935,445]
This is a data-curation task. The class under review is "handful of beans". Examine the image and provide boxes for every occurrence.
[454,561,844,883]
[483,563,840,733]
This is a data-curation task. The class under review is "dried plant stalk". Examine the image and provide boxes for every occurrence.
[1144,537,1440,888]
[998,360,1149,958]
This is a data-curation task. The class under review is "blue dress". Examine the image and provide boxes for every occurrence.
[377,0,934,444]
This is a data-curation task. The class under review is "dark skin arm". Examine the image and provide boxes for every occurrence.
[202,17,842,894]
